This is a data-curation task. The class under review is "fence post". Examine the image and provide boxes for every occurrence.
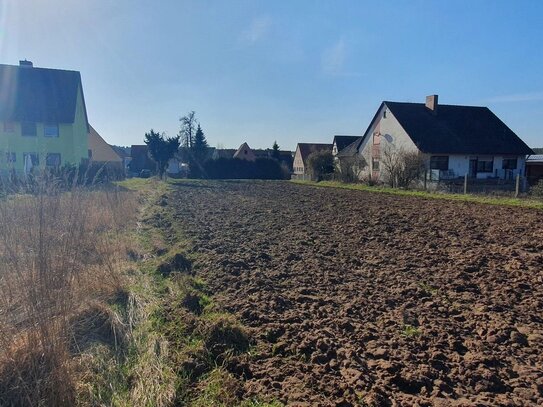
[424,170,427,190]
[515,173,520,197]
[464,174,468,195]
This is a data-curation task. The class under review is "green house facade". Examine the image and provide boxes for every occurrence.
[0,61,89,174]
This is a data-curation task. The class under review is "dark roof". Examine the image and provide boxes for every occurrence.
[0,63,87,124]
[333,135,359,152]
[527,155,543,163]
[337,136,365,157]
[383,101,533,155]
[297,143,333,165]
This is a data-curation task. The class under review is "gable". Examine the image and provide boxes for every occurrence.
[297,143,333,165]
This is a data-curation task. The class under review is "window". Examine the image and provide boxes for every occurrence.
[23,152,39,166]
[46,153,61,167]
[477,158,493,173]
[6,152,16,163]
[21,122,37,137]
[502,157,517,170]
[430,156,449,171]
[372,158,380,171]
[383,110,387,119]
[3,122,15,133]
[44,124,59,137]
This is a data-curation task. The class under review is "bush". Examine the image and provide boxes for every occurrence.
[307,150,334,181]
[531,179,543,198]
[335,155,367,183]
[0,176,137,405]
[381,147,425,188]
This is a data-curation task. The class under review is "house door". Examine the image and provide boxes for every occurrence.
[469,159,477,178]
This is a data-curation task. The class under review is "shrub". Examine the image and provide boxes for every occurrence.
[381,147,426,188]
[335,155,367,183]
[307,150,334,181]
[0,175,136,406]
[531,179,543,198]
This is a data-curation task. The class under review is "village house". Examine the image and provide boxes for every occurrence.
[292,143,333,179]
[0,60,90,174]
[233,142,256,161]
[332,135,359,157]
[213,143,294,171]
[88,125,123,171]
[526,155,543,185]
[339,95,533,182]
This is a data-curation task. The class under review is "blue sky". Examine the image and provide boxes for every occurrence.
[1,0,542,150]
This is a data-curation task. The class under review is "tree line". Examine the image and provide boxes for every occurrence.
[143,111,287,179]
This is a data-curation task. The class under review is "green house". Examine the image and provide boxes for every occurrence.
[0,60,89,174]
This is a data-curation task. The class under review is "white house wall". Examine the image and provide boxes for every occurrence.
[293,146,304,175]
[357,104,418,180]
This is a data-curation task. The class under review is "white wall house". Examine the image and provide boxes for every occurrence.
[342,95,533,182]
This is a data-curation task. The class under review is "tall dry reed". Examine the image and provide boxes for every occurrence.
[0,177,136,406]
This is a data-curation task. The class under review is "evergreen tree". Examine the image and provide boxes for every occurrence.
[271,141,280,160]
[144,130,180,179]
[189,124,209,178]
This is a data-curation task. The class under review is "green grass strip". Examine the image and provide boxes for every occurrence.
[291,180,543,210]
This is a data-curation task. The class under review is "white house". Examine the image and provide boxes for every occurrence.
[341,95,533,182]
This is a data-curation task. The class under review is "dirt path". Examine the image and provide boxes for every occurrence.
[170,180,543,406]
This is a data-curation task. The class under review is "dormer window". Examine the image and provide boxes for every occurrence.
[44,124,59,137]
[3,122,15,132]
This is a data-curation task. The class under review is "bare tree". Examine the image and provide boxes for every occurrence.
[179,111,198,148]
[381,145,426,188]
[336,155,367,183]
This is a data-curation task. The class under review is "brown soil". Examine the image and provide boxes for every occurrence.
[170,180,543,406]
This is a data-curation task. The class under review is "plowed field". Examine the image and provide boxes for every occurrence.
[170,180,543,406]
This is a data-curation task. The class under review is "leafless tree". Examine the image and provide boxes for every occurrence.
[336,155,367,183]
[179,111,198,148]
[381,145,426,188]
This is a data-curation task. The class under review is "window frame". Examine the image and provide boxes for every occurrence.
[44,123,59,137]
[23,152,39,166]
[46,153,61,167]
[6,152,16,163]
[21,122,37,137]
[476,158,493,173]
[372,158,380,171]
[502,157,517,170]
[429,156,449,171]
[3,121,15,133]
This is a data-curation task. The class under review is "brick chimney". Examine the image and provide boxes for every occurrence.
[19,60,33,68]
[425,94,438,114]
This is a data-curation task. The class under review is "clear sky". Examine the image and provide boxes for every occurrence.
[1,0,542,150]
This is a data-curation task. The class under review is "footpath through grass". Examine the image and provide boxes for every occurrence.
[113,177,281,407]
[292,180,543,210]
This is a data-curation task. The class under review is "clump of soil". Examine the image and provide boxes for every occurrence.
[157,253,192,276]
[202,316,250,360]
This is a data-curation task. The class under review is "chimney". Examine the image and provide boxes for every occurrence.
[425,94,438,113]
[19,59,33,68]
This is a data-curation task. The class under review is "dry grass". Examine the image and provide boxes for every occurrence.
[0,177,137,406]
